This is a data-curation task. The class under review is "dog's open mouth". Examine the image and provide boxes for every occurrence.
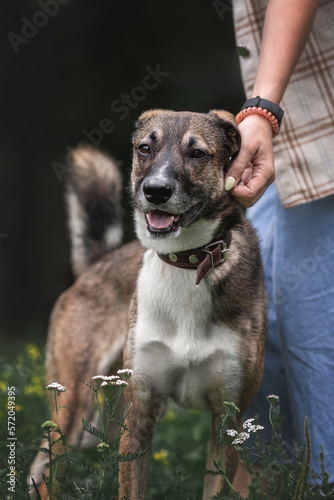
[144,203,204,235]
[145,210,180,234]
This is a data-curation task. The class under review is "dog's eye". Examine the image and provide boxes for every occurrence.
[138,144,151,155]
[190,149,207,159]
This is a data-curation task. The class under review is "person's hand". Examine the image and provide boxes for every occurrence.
[226,114,276,207]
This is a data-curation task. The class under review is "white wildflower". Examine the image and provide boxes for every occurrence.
[226,429,238,437]
[243,418,264,433]
[96,376,127,387]
[267,394,280,403]
[232,432,250,446]
[117,369,133,376]
[115,379,128,386]
[46,382,66,395]
[117,369,133,380]
[248,423,264,433]
[243,418,255,428]
[229,418,264,449]
[92,375,120,383]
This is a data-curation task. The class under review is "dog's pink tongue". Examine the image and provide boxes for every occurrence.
[147,210,175,229]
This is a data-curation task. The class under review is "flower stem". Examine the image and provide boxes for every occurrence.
[95,389,105,437]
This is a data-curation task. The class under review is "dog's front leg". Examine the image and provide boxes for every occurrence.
[203,414,240,500]
[119,384,162,500]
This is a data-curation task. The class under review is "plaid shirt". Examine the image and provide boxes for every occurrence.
[233,0,334,208]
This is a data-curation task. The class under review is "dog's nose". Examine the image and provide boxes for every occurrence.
[143,178,174,205]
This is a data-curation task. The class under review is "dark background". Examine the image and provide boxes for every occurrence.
[1,0,244,343]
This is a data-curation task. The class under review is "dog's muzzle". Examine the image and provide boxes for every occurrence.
[140,176,182,234]
[143,177,174,205]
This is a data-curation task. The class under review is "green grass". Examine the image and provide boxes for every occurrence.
[0,343,210,499]
[0,343,333,499]
[148,406,211,499]
[0,342,49,498]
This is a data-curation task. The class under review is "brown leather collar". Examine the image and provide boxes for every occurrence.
[157,231,232,285]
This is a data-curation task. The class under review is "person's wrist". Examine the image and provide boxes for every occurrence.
[237,113,274,139]
[238,111,274,145]
[235,96,284,137]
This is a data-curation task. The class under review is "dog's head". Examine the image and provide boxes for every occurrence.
[131,109,241,252]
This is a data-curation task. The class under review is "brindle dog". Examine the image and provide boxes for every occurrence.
[119,109,266,498]
[30,110,266,500]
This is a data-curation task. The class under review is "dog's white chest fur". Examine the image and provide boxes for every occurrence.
[133,250,243,411]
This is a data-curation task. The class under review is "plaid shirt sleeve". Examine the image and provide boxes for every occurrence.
[233,0,334,208]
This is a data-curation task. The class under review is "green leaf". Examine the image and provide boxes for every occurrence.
[82,418,108,443]
[117,448,150,463]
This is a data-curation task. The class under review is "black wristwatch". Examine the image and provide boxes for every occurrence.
[240,96,284,128]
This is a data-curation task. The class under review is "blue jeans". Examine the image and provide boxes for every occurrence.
[246,183,334,477]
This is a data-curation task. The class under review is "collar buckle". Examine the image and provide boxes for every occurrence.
[157,231,232,285]
[203,240,229,269]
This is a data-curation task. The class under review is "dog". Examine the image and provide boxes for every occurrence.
[29,109,266,499]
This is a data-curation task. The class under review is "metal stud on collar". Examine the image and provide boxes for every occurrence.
[168,253,178,262]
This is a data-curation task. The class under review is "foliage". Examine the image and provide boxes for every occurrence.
[0,345,333,499]
[0,343,49,499]
[239,396,334,499]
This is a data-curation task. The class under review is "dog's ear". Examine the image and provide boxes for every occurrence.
[209,109,236,124]
[134,109,169,131]
[133,109,170,142]
[209,110,241,174]
[209,110,241,156]
[137,109,167,122]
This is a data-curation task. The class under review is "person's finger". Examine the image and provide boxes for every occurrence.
[225,149,254,191]
[231,169,275,207]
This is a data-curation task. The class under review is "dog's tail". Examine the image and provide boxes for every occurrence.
[65,146,123,278]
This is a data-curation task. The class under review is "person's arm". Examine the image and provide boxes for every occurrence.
[226,0,318,207]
